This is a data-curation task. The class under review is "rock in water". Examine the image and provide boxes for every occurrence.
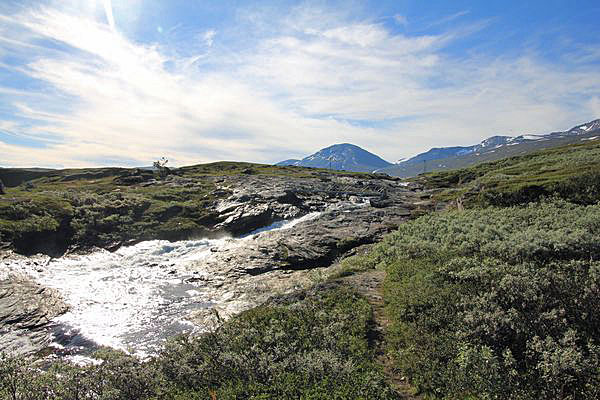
[0,276,68,355]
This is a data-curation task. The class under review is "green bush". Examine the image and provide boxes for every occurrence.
[376,200,600,399]
[0,287,398,399]
[157,286,396,399]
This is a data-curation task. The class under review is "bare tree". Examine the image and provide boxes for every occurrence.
[153,157,170,179]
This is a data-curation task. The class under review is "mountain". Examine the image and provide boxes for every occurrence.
[276,143,393,173]
[378,119,600,177]
[277,159,301,165]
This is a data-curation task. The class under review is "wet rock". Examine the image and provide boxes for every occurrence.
[369,198,394,208]
[178,172,440,326]
[0,276,68,355]
[198,202,410,278]
[0,277,67,330]
[215,203,277,235]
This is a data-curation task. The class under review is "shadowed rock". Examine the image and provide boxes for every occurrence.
[0,275,68,355]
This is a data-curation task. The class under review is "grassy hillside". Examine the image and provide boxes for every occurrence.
[419,139,600,207]
[340,139,600,398]
[0,162,375,254]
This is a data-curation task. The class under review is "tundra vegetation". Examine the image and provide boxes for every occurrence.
[349,140,600,399]
[1,140,600,399]
[0,287,396,399]
[0,162,372,254]
[374,201,600,399]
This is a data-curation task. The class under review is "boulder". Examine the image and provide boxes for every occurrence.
[0,276,68,355]
[0,276,68,330]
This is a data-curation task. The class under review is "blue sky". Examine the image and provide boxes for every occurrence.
[1,0,599,167]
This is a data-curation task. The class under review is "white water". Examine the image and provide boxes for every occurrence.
[3,212,321,357]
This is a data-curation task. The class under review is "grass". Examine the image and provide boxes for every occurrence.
[417,140,600,206]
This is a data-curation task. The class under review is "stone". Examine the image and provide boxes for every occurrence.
[0,277,68,330]
[0,275,68,355]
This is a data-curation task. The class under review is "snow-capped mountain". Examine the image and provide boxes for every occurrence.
[378,119,600,177]
[276,143,392,173]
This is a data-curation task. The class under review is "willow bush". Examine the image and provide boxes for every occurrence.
[376,200,600,399]
[0,286,398,399]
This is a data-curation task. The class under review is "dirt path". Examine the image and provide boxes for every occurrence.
[339,270,421,399]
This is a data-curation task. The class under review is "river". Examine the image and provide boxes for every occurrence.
[1,212,321,360]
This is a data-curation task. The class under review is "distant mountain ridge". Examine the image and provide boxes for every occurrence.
[378,119,600,177]
[276,143,392,173]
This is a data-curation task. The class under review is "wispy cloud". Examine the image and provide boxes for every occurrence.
[102,0,115,31]
[394,14,408,26]
[0,3,599,168]
[202,30,216,47]
[427,10,470,28]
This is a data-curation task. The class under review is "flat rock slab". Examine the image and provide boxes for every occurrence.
[0,276,68,355]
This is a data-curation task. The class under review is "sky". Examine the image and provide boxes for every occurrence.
[1,0,600,168]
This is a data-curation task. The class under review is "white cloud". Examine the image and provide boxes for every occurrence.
[0,4,599,168]
[102,0,115,31]
[588,96,600,117]
[427,10,470,28]
[394,14,408,26]
[202,30,216,47]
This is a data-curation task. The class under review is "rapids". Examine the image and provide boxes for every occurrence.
[2,212,321,358]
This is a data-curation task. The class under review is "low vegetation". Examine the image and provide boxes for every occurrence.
[350,141,600,399]
[0,162,381,254]
[369,201,600,399]
[2,141,599,398]
[320,141,600,398]
[421,140,600,206]
[0,286,397,399]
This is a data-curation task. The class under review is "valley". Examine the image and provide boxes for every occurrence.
[0,164,433,361]
[1,139,600,399]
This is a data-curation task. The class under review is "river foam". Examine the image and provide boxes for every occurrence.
[4,212,321,357]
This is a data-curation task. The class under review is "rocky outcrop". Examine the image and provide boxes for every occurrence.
[0,178,5,195]
[184,174,433,327]
[209,173,423,236]
[0,275,68,355]
[0,170,437,356]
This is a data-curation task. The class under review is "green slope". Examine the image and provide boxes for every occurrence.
[382,131,600,178]
[417,139,600,206]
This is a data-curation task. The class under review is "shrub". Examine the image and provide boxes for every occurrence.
[378,201,600,399]
[158,286,397,399]
[0,287,398,399]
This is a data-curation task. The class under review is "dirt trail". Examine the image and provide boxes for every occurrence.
[339,270,421,399]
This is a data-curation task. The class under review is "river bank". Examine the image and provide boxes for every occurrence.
[0,164,437,360]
